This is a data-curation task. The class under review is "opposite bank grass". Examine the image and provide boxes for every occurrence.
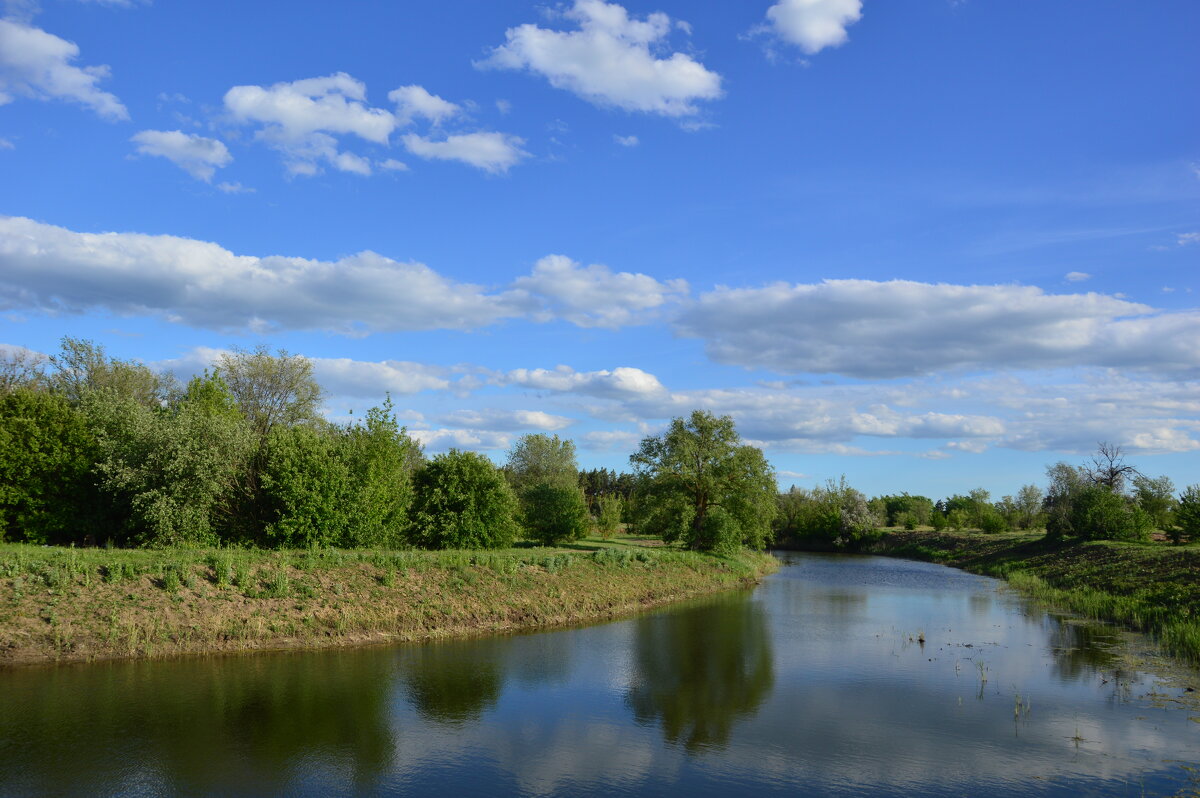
[0,537,777,666]
[871,530,1200,666]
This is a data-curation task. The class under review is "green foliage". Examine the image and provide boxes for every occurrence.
[261,425,353,549]
[0,389,101,544]
[49,337,166,407]
[774,477,880,549]
[1044,462,1089,540]
[521,484,590,546]
[1171,485,1200,545]
[978,511,1008,534]
[505,433,579,494]
[85,379,254,547]
[409,450,520,549]
[1070,485,1153,542]
[1132,474,1176,531]
[216,346,323,440]
[0,346,48,393]
[595,494,623,537]
[876,493,934,527]
[339,398,422,548]
[630,411,776,553]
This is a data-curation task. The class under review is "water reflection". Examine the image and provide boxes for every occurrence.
[627,592,774,751]
[398,638,507,725]
[1047,617,1120,679]
[0,652,394,796]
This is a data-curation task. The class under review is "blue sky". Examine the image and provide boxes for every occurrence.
[1,0,1197,500]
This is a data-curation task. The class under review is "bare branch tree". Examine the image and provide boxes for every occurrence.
[1085,441,1139,492]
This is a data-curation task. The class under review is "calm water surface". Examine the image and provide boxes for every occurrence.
[1,553,1197,796]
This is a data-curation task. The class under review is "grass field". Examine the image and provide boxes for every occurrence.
[0,536,777,666]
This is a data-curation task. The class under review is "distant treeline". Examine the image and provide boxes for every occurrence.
[2,338,1196,552]
[772,443,1198,548]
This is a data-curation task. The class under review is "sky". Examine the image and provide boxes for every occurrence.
[0,0,1197,500]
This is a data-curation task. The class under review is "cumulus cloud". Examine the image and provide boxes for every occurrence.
[511,254,687,328]
[130,129,232,181]
[0,216,524,333]
[479,0,721,117]
[1064,271,1091,282]
[401,132,528,174]
[506,365,667,399]
[676,279,1200,378]
[223,72,395,176]
[409,428,512,453]
[613,134,639,147]
[0,18,127,119]
[388,84,460,125]
[762,0,863,55]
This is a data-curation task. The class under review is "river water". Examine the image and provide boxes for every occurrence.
[1,553,1197,796]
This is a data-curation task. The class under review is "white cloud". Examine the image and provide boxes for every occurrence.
[402,131,528,174]
[676,279,1200,378]
[762,0,863,55]
[215,181,254,194]
[511,254,687,328]
[582,429,641,451]
[1064,271,1091,282]
[506,364,667,399]
[130,129,232,181]
[0,137,12,149]
[613,134,639,147]
[479,0,721,117]
[0,18,127,119]
[409,428,512,453]
[1177,232,1200,247]
[388,84,460,125]
[439,408,573,432]
[378,158,409,172]
[223,72,395,176]
[0,215,525,333]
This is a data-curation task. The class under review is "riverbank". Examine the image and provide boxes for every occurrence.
[0,538,777,667]
[862,529,1200,665]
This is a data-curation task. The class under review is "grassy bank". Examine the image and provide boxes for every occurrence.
[866,529,1200,666]
[0,537,777,667]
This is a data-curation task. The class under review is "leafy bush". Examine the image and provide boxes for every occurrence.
[522,483,590,546]
[1171,485,1200,545]
[409,450,520,550]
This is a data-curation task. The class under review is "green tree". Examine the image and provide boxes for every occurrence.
[216,346,323,440]
[1014,483,1045,530]
[409,450,520,549]
[1044,462,1088,540]
[1132,474,1176,531]
[1171,485,1200,545]
[504,433,578,494]
[339,398,423,548]
[50,336,167,406]
[630,411,776,553]
[595,494,623,537]
[260,425,353,549]
[0,346,48,394]
[0,388,101,544]
[85,376,254,547]
[1069,485,1152,542]
[521,483,590,546]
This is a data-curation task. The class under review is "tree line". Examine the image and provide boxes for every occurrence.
[2,338,1196,553]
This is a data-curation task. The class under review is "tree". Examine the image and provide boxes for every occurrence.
[595,494,623,537]
[1014,484,1045,530]
[1085,442,1139,493]
[504,434,578,494]
[1132,474,1176,531]
[409,450,520,549]
[0,388,101,544]
[1172,485,1200,545]
[1044,462,1088,540]
[0,346,48,394]
[49,337,166,406]
[521,483,590,546]
[630,411,776,553]
[85,376,254,547]
[339,397,423,548]
[260,425,353,549]
[216,346,323,440]
[1069,485,1152,542]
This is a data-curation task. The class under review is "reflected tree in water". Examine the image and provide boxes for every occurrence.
[399,638,507,725]
[1047,617,1119,680]
[0,651,395,796]
[627,594,774,751]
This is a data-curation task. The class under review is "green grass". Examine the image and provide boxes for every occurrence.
[0,537,776,666]
[867,530,1200,665]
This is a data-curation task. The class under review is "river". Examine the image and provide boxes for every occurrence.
[1,552,1197,796]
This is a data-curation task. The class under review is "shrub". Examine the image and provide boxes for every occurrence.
[409,450,520,549]
[522,483,590,546]
[1172,485,1200,545]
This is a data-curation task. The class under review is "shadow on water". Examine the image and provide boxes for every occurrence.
[1046,616,1121,680]
[0,651,395,796]
[626,590,775,752]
